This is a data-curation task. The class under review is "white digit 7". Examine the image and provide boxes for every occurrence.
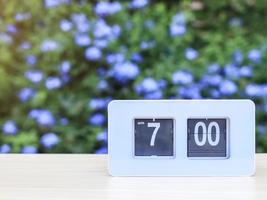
[148,122,160,146]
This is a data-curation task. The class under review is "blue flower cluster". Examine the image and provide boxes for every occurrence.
[40,133,60,149]
[95,130,108,154]
[29,109,56,127]
[170,12,187,37]
[94,1,122,16]
[135,78,165,99]
[1,0,267,153]
[2,121,17,135]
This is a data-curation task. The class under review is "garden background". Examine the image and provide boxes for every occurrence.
[0,0,266,153]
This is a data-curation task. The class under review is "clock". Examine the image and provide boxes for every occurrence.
[108,100,255,176]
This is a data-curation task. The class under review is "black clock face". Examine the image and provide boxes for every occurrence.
[134,119,174,156]
[187,118,227,157]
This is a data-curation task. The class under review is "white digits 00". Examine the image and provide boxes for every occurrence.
[194,121,220,146]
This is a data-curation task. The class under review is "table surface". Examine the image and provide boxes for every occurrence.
[0,154,266,200]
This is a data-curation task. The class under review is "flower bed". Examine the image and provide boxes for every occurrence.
[0,0,266,153]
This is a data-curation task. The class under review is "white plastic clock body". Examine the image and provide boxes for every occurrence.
[108,100,255,176]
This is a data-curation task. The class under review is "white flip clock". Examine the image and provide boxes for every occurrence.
[108,100,255,176]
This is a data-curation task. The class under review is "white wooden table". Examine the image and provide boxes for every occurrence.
[0,154,266,200]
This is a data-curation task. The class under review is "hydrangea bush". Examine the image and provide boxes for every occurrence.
[0,0,267,153]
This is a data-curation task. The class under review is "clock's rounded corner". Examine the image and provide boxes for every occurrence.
[107,100,119,112]
[248,161,256,176]
[107,164,116,177]
[244,99,256,110]
[246,167,256,177]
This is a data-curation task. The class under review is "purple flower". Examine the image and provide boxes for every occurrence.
[97,131,107,142]
[224,64,240,80]
[232,50,243,65]
[140,41,155,49]
[60,118,69,125]
[85,46,102,61]
[74,33,91,46]
[169,12,186,37]
[95,146,107,154]
[37,110,55,127]
[2,120,17,135]
[207,64,220,74]
[185,48,199,60]
[178,85,202,99]
[25,70,43,84]
[0,144,11,153]
[89,113,105,126]
[135,78,163,99]
[40,40,59,52]
[60,73,70,84]
[95,1,122,16]
[94,39,108,48]
[41,133,60,149]
[71,13,90,33]
[28,109,41,119]
[20,42,31,50]
[240,66,253,78]
[44,0,70,8]
[97,68,107,77]
[15,12,31,21]
[245,84,262,97]
[60,19,72,32]
[131,53,143,63]
[136,78,159,94]
[172,71,193,85]
[25,55,37,66]
[61,73,70,84]
[144,90,163,99]
[219,80,237,96]
[29,109,55,127]
[6,24,17,33]
[111,61,140,83]
[93,19,112,39]
[112,25,121,38]
[129,0,149,9]
[172,12,186,24]
[0,33,12,44]
[158,79,167,89]
[97,80,109,91]
[248,49,261,63]
[59,61,71,74]
[170,24,186,37]
[21,146,37,154]
[17,88,35,102]
[201,75,222,86]
[45,77,62,90]
[89,98,110,110]
[209,89,221,98]
[106,53,124,64]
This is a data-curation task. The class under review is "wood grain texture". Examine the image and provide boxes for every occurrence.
[0,154,266,200]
